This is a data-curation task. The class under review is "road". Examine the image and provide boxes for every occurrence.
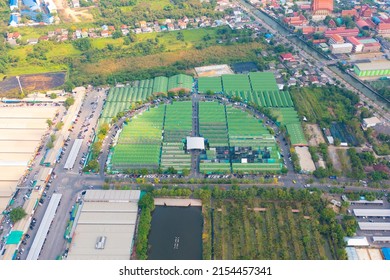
[191,93,201,176]
[17,88,106,260]
[235,0,390,121]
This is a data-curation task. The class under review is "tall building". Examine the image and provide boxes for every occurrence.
[311,0,333,16]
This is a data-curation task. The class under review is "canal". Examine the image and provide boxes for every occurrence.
[148,206,203,260]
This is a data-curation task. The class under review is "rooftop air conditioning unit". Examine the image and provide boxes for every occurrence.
[95,236,107,249]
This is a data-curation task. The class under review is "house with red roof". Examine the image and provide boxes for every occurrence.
[280,53,296,62]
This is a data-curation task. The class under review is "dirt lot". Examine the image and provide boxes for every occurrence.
[305,123,326,146]
[328,145,342,171]
[295,146,316,172]
[0,72,66,96]
[53,0,94,23]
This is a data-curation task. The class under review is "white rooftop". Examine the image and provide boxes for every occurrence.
[353,209,390,217]
[187,136,205,150]
[359,222,390,231]
[344,236,369,247]
[363,117,381,125]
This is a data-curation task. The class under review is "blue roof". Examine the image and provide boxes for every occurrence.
[22,0,39,10]
[382,248,390,260]
[10,0,18,6]
[9,14,18,23]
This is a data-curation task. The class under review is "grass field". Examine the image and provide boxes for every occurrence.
[211,199,332,260]
[120,0,170,12]
[111,105,165,171]
[4,27,224,79]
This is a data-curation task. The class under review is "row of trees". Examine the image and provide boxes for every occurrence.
[135,193,154,260]
[83,123,110,173]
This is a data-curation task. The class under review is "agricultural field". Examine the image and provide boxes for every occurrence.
[110,105,165,171]
[0,72,66,96]
[226,106,281,172]
[271,108,307,146]
[199,102,230,174]
[160,102,192,172]
[99,75,193,126]
[211,198,334,260]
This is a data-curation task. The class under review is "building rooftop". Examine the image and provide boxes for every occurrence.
[67,190,140,260]
[355,60,390,71]
[187,137,205,150]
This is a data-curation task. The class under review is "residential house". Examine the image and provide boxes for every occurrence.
[101,30,110,37]
[39,35,49,41]
[167,23,175,31]
[280,53,296,62]
[178,20,187,29]
[139,21,147,28]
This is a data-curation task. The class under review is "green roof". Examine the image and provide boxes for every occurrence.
[198,77,223,93]
[6,230,23,245]
[222,74,251,91]
[286,123,308,146]
[168,74,193,91]
[249,72,278,91]
[152,76,168,94]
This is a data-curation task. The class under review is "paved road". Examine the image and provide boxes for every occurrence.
[18,88,106,260]
[191,93,201,176]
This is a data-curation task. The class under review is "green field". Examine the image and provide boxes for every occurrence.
[161,101,192,171]
[271,108,307,146]
[111,106,165,171]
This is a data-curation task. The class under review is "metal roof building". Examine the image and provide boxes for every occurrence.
[344,236,369,247]
[359,222,390,231]
[26,193,62,260]
[64,139,83,170]
[345,247,359,260]
[353,209,390,217]
[373,236,390,243]
[67,190,140,260]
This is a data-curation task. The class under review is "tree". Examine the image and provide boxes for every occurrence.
[50,93,57,99]
[72,38,92,51]
[36,13,43,22]
[342,215,358,237]
[55,121,64,131]
[64,81,75,92]
[112,31,122,39]
[84,159,99,172]
[64,97,75,109]
[46,119,53,128]
[182,168,190,176]
[9,207,27,224]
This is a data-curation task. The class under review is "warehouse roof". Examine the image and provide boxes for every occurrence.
[84,190,140,202]
[353,209,390,217]
[67,190,140,260]
[373,236,390,242]
[345,247,359,260]
[359,222,390,230]
[355,60,390,71]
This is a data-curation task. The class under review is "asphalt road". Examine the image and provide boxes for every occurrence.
[18,88,106,260]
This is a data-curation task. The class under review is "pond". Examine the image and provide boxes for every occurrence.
[148,206,203,260]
